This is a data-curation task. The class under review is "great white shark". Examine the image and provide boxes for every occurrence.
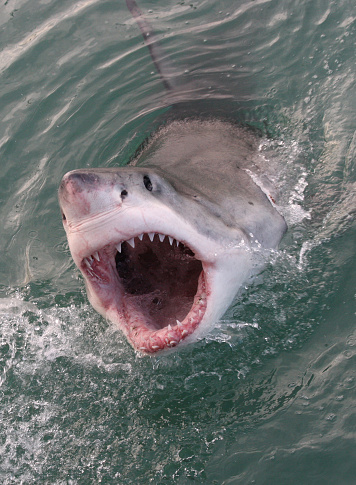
[58,0,287,354]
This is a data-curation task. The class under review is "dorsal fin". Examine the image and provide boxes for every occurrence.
[126,0,175,92]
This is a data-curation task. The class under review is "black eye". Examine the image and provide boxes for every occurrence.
[62,212,66,221]
[143,175,152,192]
[121,189,128,199]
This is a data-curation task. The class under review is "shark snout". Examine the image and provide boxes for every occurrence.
[59,170,124,225]
[59,171,102,198]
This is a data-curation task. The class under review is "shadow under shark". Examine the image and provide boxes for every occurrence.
[58,0,287,354]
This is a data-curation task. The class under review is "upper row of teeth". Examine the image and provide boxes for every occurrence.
[116,233,179,252]
[84,233,180,266]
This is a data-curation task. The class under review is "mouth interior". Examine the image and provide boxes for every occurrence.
[115,234,203,330]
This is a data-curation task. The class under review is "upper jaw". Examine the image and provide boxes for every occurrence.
[67,208,244,269]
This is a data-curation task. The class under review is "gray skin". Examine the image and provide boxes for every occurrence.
[123,0,286,249]
[131,119,287,249]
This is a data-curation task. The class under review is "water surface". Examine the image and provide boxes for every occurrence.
[0,0,355,483]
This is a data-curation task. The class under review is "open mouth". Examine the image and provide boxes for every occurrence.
[81,233,208,353]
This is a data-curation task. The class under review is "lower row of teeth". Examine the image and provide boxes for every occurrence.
[140,294,207,351]
[84,252,100,267]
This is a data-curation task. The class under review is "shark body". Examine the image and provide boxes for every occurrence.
[58,1,287,353]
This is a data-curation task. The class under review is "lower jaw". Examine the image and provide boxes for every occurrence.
[114,271,208,353]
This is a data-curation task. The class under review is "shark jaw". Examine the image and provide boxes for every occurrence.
[59,168,253,354]
[81,232,209,353]
[68,225,250,354]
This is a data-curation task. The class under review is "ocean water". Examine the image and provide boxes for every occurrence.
[0,0,355,483]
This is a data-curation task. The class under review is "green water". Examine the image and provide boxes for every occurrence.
[0,0,355,483]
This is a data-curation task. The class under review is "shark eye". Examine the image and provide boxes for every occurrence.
[143,175,153,192]
[121,189,128,199]
[62,212,66,221]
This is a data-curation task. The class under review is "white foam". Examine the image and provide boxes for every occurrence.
[0,295,132,382]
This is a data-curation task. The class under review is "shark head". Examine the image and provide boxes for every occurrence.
[58,167,254,353]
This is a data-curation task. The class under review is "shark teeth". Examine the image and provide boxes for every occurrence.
[140,288,208,352]
[83,233,184,268]
[83,253,103,280]
[113,233,182,253]
[127,238,135,248]
[84,253,98,267]
[82,239,207,353]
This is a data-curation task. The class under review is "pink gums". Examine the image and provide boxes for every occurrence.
[123,272,208,353]
[80,245,208,354]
